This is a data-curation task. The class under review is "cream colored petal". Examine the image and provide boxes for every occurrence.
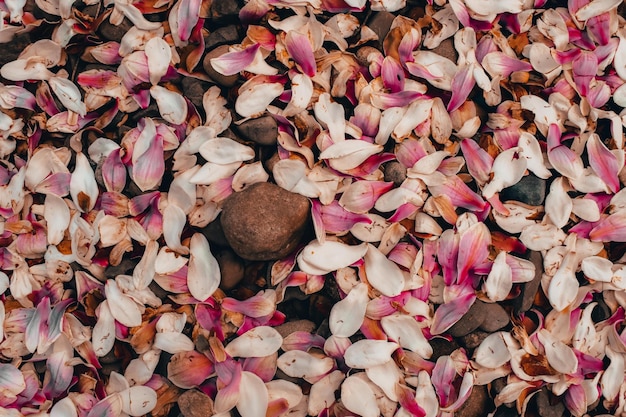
[225,326,283,358]
[364,243,405,297]
[329,282,369,337]
[187,233,220,301]
[344,339,399,369]
[341,375,380,417]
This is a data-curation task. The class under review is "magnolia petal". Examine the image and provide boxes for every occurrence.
[329,282,368,337]
[519,223,566,251]
[105,279,143,327]
[187,233,220,301]
[145,37,171,85]
[50,397,78,417]
[211,43,261,76]
[199,138,255,164]
[341,375,380,417]
[153,331,194,353]
[283,73,313,117]
[366,360,402,402]
[545,178,572,229]
[70,152,99,213]
[167,350,214,389]
[297,240,367,275]
[149,86,187,125]
[163,204,188,254]
[308,370,344,416]
[344,339,399,369]
[236,81,284,118]
[587,133,620,193]
[119,386,157,417]
[547,253,578,312]
[364,243,405,297]
[234,371,268,417]
[483,251,512,302]
[320,140,383,172]
[225,326,283,358]
[537,329,577,374]
[49,76,87,116]
[381,314,432,358]
[474,332,512,369]
[285,31,316,77]
[277,350,334,381]
[44,193,70,245]
[93,300,116,357]
[339,180,394,214]
[581,256,613,282]
[575,0,622,21]
[517,132,552,179]
[601,346,624,402]
[314,93,346,144]
[430,291,476,335]
[482,147,527,199]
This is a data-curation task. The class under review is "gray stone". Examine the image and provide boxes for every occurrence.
[515,251,543,313]
[429,337,460,362]
[202,215,230,247]
[181,77,212,109]
[455,384,491,417]
[275,320,317,338]
[203,45,239,88]
[235,114,278,146]
[430,38,458,63]
[216,249,245,291]
[459,330,490,350]
[447,300,487,337]
[210,0,241,19]
[0,33,31,67]
[178,390,214,417]
[366,11,395,51]
[383,161,407,186]
[535,388,565,417]
[501,174,547,206]
[97,17,134,42]
[479,303,510,332]
[220,182,311,260]
[206,25,241,50]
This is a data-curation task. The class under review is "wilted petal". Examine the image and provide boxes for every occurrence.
[547,251,578,312]
[70,152,99,213]
[344,339,399,369]
[329,282,368,337]
[341,375,380,417]
[199,138,255,164]
[430,290,476,335]
[320,140,383,173]
[187,233,220,301]
[537,329,577,374]
[309,370,344,416]
[277,350,334,381]
[601,345,624,402]
[93,300,116,357]
[49,76,86,116]
[210,43,262,76]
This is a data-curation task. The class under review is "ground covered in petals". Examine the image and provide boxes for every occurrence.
[2,0,626,416]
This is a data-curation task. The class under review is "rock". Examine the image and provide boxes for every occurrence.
[455,384,491,417]
[366,11,396,51]
[210,0,241,19]
[534,388,565,417]
[447,300,488,337]
[216,249,245,290]
[206,25,241,50]
[515,251,542,314]
[591,297,611,322]
[220,182,311,260]
[459,330,490,350]
[383,161,407,186]
[181,77,212,109]
[429,337,460,362]
[500,174,547,206]
[97,17,134,42]
[479,303,510,332]
[202,216,230,247]
[430,38,458,63]
[0,33,31,67]
[235,114,278,146]
[178,390,214,417]
[203,45,239,87]
[274,319,317,338]
[493,406,521,417]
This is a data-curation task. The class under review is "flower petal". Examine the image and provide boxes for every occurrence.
[225,326,283,358]
[329,282,369,337]
[187,233,220,301]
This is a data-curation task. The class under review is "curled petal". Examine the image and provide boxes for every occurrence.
[44,194,70,245]
[70,152,99,213]
[364,243,405,297]
[430,290,476,335]
[145,37,171,85]
[277,351,334,381]
[120,386,157,417]
[381,314,431,358]
[341,375,380,417]
[297,240,367,275]
[150,86,187,124]
[105,280,143,327]
[187,233,220,301]
[225,326,283,358]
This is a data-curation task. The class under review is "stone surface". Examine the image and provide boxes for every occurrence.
[274,319,317,338]
[430,38,458,63]
[429,337,460,362]
[447,300,488,337]
[220,182,311,260]
[235,114,278,146]
[535,388,565,417]
[181,77,212,109]
[455,384,491,417]
[500,174,547,206]
[367,11,395,51]
[515,251,543,313]
[206,25,241,50]
[97,17,134,42]
[459,330,490,350]
[203,45,239,87]
[210,0,241,19]
[383,161,407,186]
[479,303,510,332]
[202,214,230,247]
[0,33,31,67]
[178,390,214,417]
[216,249,245,290]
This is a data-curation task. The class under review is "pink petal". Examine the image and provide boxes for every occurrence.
[429,176,486,212]
[589,213,626,242]
[396,384,426,417]
[177,0,201,42]
[338,181,394,214]
[0,85,36,110]
[102,148,127,193]
[210,43,262,76]
[457,223,490,285]
[221,293,275,318]
[448,66,476,112]
[132,133,164,192]
[167,350,214,389]
[86,394,123,417]
[381,56,405,93]
[282,331,326,352]
[437,230,460,286]
[430,289,476,335]
[482,52,533,78]
[42,350,73,399]
[587,134,620,193]
[460,139,493,185]
[285,31,316,77]
[312,199,372,238]
[431,356,457,407]
[572,51,598,96]
[587,12,611,45]
[371,90,425,109]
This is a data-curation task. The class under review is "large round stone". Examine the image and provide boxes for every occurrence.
[220,182,310,260]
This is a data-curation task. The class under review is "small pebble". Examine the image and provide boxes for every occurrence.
[455,384,491,417]
[515,251,543,314]
[178,390,214,417]
[383,161,407,186]
[447,300,488,337]
[459,330,490,350]
[479,303,510,332]
[501,174,547,206]
[429,38,458,63]
[181,77,212,109]
[429,337,460,362]
[274,319,317,338]
[535,387,565,417]
[206,25,241,50]
[203,45,239,87]
[236,114,279,146]
[216,249,245,291]
[97,17,134,42]
[366,11,396,51]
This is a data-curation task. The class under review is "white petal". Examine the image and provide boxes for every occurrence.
[308,370,344,416]
[581,256,613,282]
[50,397,78,417]
[98,215,128,247]
[235,82,284,118]
[545,178,572,229]
[537,329,577,374]
[493,203,540,234]
[70,152,99,213]
[150,85,188,124]
[482,147,527,199]
[154,246,187,275]
[571,198,600,222]
[365,360,402,402]
[474,332,511,369]
[235,372,268,417]
[319,140,383,172]
[163,204,188,254]
[518,132,552,179]
[484,251,513,302]
[145,37,171,85]
[381,314,432,358]
[120,386,157,417]
[364,243,405,297]
[225,326,283,358]
[266,380,303,409]
[45,194,70,245]
[329,282,369,337]
[189,161,241,185]
[93,300,116,357]
[350,214,390,242]
[297,240,367,275]
[232,162,269,192]
[519,223,566,252]
[341,375,380,417]
[187,233,220,301]
[49,76,87,116]
[547,254,578,312]
[283,73,313,117]
[105,280,143,327]
[199,138,255,164]
[601,346,624,401]
[277,351,334,381]
[153,332,195,353]
[344,339,399,369]
[415,371,439,417]
[314,92,345,144]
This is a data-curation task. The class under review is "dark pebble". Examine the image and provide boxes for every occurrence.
[206,25,241,50]
[202,214,230,247]
[0,33,31,68]
[455,384,492,417]
[235,114,278,146]
[515,251,543,314]
[493,406,521,417]
[535,388,565,417]
[448,300,488,337]
[459,330,490,350]
[366,11,395,51]
[216,249,245,291]
[430,38,458,63]
[479,303,510,332]
[97,17,134,42]
[203,45,239,87]
[383,161,407,186]
[178,389,214,417]
[181,77,213,109]
[500,174,547,206]
[209,0,241,20]
[429,336,460,362]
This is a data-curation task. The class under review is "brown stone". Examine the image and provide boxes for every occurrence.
[274,319,317,338]
[479,303,510,333]
[383,161,407,186]
[459,330,490,350]
[366,11,396,51]
[455,384,491,417]
[515,251,543,314]
[447,300,487,337]
[430,38,458,63]
[220,182,311,260]
[178,390,214,417]
[235,114,278,146]
[203,45,239,87]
